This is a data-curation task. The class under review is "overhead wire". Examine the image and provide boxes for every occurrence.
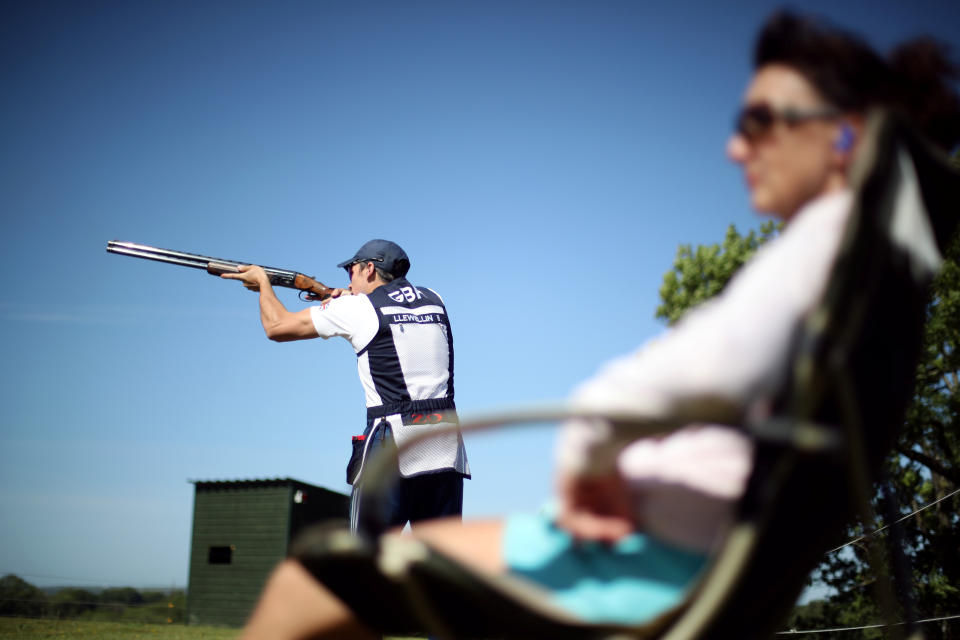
[826,486,960,554]
[777,613,960,635]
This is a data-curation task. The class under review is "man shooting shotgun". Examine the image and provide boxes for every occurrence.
[225,239,470,535]
[109,238,470,535]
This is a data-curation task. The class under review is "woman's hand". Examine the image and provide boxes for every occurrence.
[554,471,639,544]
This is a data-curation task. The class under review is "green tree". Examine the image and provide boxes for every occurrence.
[89,587,147,620]
[808,227,960,638]
[655,172,959,636]
[99,587,144,606]
[0,574,47,618]
[50,588,98,619]
[655,220,781,326]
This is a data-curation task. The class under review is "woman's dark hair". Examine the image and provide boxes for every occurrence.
[755,11,960,150]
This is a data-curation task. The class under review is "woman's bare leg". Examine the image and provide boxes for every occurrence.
[407,517,505,574]
[241,519,506,639]
[241,560,379,640]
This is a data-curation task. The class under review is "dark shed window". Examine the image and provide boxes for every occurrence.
[208,546,233,564]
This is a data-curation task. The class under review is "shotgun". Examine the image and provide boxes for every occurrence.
[106,240,333,300]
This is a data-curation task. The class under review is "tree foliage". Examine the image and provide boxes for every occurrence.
[655,220,782,325]
[0,574,185,623]
[0,574,46,618]
[99,587,145,606]
[655,170,960,637]
[807,225,960,638]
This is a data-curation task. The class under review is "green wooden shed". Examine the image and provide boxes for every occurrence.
[185,477,349,627]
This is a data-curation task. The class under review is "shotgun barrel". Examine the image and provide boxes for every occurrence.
[106,240,333,300]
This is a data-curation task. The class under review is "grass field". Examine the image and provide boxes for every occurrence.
[0,617,239,639]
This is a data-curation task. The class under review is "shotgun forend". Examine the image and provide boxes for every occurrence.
[106,240,333,300]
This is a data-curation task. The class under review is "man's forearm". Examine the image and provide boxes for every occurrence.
[257,283,316,342]
[257,281,290,332]
[222,264,319,342]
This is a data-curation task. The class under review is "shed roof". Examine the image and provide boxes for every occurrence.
[188,477,343,493]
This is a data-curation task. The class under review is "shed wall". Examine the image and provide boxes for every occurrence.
[186,484,290,627]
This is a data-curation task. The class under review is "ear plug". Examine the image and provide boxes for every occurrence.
[835,122,856,152]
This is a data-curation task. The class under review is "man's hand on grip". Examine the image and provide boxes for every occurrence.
[221,264,269,292]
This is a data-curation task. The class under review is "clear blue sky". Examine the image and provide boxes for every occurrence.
[1,0,958,590]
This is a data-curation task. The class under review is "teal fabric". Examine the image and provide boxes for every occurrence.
[503,508,707,625]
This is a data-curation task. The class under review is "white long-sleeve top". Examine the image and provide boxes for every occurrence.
[557,190,853,551]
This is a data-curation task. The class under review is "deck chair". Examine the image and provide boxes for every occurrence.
[291,110,960,640]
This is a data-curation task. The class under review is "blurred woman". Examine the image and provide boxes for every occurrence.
[242,12,960,639]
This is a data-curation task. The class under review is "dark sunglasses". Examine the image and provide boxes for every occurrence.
[735,103,841,143]
[344,257,384,276]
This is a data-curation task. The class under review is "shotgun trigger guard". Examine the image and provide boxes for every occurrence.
[300,290,329,302]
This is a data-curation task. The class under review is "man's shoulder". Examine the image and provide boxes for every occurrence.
[313,293,376,316]
[376,279,445,306]
[414,284,444,304]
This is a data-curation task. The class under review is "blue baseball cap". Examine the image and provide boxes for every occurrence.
[336,239,410,277]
